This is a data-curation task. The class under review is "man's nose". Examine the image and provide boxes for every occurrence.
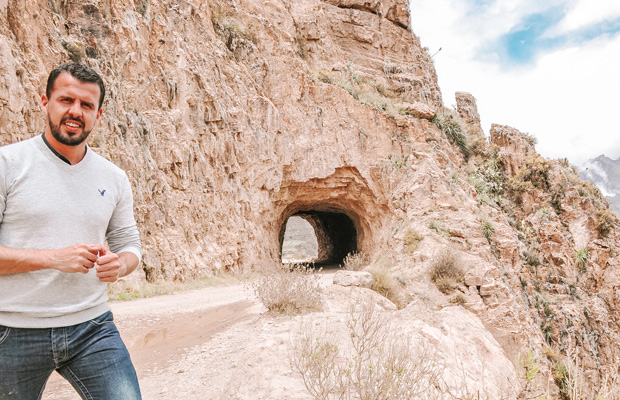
[68,101,83,116]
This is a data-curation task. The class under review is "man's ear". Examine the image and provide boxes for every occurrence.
[96,107,103,121]
[41,94,49,111]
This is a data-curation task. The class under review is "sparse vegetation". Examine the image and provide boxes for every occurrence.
[523,246,541,267]
[449,294,466,306]
[429,219,443,233]
[62,40,85,63]
[386,154,408,170]
[518,350,542,396]
[211,9,255,58]
[291,301,443,399]
[402,229,423,253]
[431,109,469,158]
[295,34,309,60]
[367,266,408,309]
[480,218,495,239]
[107,273,239,302]
[574,247,590,273]
[429,249,465,294]
[520,153,552,190]
[252,263,323,315]
[467,159,505,206]
[341,252,368,271]
[308,66,403,116]
[596,208,615,237]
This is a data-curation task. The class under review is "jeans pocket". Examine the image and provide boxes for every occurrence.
[0,325,10,345]
[88,311,115,327]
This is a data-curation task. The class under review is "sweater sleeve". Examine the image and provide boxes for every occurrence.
[106,173,142,261]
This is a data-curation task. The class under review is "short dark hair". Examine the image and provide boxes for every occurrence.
[46,63,106,110]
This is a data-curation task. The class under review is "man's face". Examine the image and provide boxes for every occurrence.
[41,72,102,147]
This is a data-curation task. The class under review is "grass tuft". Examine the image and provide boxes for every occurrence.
[429,249,464,294]
[341,252,368,271]
[431,110,469,158]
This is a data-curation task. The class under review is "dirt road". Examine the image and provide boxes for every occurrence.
[41,283,269,400]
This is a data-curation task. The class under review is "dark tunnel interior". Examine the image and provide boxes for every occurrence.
[280,210,358,266]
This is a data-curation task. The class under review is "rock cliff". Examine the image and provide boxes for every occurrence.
[2,0,619,397]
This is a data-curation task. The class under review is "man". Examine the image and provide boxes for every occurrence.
[0,63,142,399]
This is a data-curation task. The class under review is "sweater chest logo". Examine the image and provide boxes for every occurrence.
[98,189,106,197]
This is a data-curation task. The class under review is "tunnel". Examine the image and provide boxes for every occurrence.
[279,209,359,266]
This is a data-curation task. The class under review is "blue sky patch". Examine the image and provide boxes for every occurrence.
[490,10,565,66]
[479,8,620,68]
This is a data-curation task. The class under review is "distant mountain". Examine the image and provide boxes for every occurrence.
[580,155,620,215]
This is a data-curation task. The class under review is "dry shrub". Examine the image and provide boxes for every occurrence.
[523,247,541,267]
[429,249,464,294]
[520,153,551,190]
[403,229,423,253]
[291,301,443,400]
[252,263,323,315]
[596,208,616,237]
[368,267,408,309]
[341,252,368,271]
[211,9,255,58]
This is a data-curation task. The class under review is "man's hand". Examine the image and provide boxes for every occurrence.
[95,246,123,283]
[50,243,103,274]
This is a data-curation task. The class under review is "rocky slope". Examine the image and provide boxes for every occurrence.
[2,0,620,397]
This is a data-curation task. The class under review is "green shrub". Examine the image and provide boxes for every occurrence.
[467,160,505,205]
[429,249,464,294]
[480,218,495,239]
[432,110,469,158]
[574,247,590,273]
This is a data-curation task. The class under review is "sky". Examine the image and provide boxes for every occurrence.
[409,0,620,166]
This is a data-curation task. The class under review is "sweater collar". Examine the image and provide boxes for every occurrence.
[40,133,88,165]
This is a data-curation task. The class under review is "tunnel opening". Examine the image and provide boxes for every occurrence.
[281,216,319,263]
[279,210,358,267]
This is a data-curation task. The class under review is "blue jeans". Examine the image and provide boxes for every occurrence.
[0,311,141,400]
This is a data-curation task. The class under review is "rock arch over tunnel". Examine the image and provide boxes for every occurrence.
[274,167,390,266]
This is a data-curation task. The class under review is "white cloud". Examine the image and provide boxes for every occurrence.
[581,159,616,197]
[410,0,620,165]
[549,0,620,36]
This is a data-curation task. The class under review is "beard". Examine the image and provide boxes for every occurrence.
[48,115,92,146]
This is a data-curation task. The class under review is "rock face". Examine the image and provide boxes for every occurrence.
[455,91,483,136]
[0,0,441,280]
[2,0,620,396]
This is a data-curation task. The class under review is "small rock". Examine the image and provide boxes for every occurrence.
[333,270,373,288]
[401,102,436,119]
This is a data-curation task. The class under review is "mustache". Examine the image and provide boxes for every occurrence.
[61,117,84,127]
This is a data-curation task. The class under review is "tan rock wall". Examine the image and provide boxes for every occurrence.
[0,0,441,279]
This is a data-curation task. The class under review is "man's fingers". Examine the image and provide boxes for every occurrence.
[96,269,119,282]
[85,243,103,255]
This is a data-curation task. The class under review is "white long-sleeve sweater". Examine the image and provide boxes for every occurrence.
[0,135,142,328]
